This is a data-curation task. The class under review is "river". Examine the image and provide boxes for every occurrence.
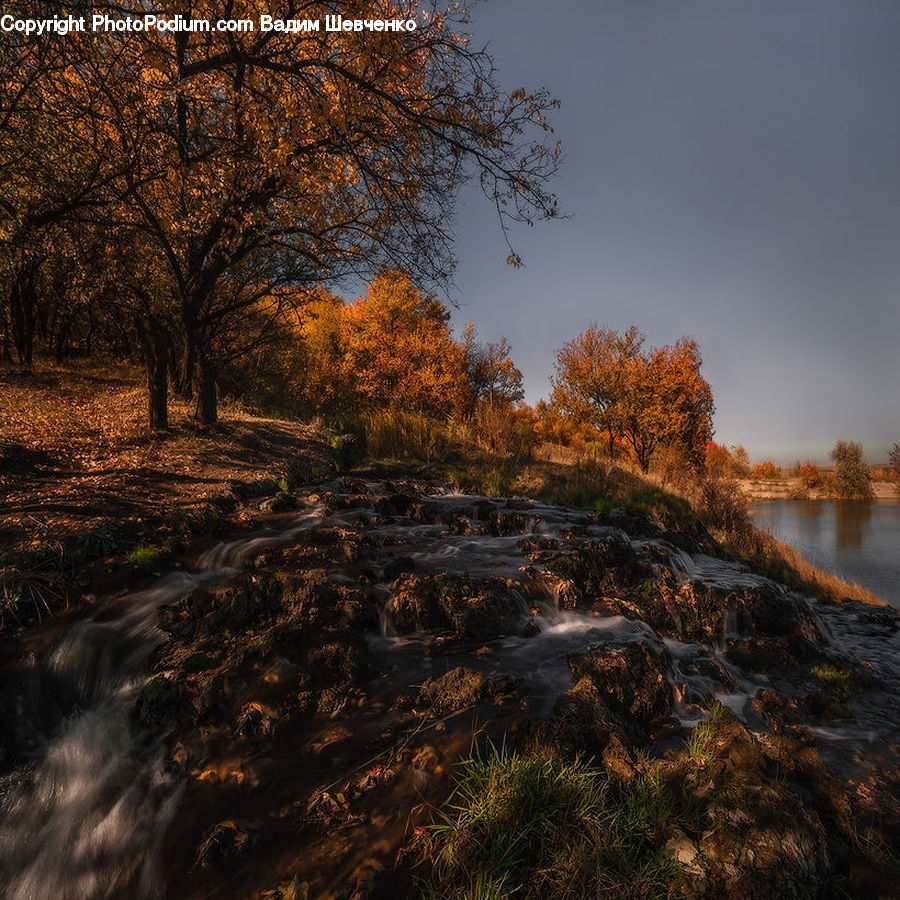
[751,499,900,607]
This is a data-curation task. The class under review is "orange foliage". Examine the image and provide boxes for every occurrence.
[797,461,823,489]
[705,442,750,478]
[551,327,714,472]
[750,461,782,481]
[2,0,559,426]
[705,442,733,478]
[339,270,469,417]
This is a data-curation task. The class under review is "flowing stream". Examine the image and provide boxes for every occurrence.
[0,575,197,899]
[1,483,898,898]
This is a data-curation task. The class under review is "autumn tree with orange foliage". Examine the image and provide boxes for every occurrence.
[750,461,782,481]
[551,326,642,458]
[705,442,752,479]
[3,1,559,428]
[705,442,733,478]
[462,323,525,408]
[552,327,714,473]
[339,270,469,418]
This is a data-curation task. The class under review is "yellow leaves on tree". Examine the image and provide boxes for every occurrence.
[339,270,469,417]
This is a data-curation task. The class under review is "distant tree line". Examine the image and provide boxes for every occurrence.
[720,440,886,500]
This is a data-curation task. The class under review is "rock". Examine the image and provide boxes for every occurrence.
[193,820,251,869]
[601,732,635,782]
[306,630,368,684]
[487,508,539,536]
[382,556,416,582]
[411,744,439,772]
[159,576,281,641]
[416,667,487,715]
[567,641,674,739]
[665,828,700,867]
[135,675,179,726]
[192,673,224,719]
[533,676,615,760]
[181,650,217,673]
[700,788,830,898]
[385,574,527,639]
[259,491,297,513]
[235,701,275,738]
[689,718,831,898]
[544,538,649,606]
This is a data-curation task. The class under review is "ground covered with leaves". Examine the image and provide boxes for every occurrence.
[0,359,333,635]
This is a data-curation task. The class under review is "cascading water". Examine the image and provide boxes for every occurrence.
[0,482,897,897]
[0,505,324,900]
[0,574,200,899]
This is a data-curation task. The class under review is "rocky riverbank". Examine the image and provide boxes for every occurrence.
[1,475,898,898]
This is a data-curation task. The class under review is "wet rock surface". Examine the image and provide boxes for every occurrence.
[1,475,898,898]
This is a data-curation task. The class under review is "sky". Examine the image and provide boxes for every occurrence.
[443,0,900,465]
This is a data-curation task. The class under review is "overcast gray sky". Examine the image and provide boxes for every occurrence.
[446,0,900,465]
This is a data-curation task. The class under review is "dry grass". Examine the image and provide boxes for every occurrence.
[723,525,886,607]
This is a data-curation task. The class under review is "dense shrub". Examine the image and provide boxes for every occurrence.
[749,461,781,481]
[830,440,873,499]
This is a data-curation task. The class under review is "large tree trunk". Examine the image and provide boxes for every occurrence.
[137,317,171,430]
[197,359,217,425]
[175,334,196,400]
[9,263,37,370]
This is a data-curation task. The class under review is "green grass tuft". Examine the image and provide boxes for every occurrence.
[126,544,161,568]
[811,663,854,697]
[423,744,684,899]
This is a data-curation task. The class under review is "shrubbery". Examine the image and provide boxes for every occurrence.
[749,461,781,481]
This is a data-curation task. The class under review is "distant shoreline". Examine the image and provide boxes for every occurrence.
[739,479,898,502]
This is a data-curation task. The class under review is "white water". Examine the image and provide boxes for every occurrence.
[1,485,897,897]
[0,502,327,900]
[0,575,199,899]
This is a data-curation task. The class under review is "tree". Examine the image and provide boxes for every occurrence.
[705,442,732,478]
[797,461,823,490]
[339,269,469,417]
[889,442,900,476]
[617,339,713,473]
[7,0,559,427]
[551,327,714,472]
[730,446,751,477]
[0,13,124,369]
[830,440,873,499]
[750,461,782,481]
[550,325,643,458]
[462,322,524,408]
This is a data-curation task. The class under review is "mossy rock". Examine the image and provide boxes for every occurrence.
[135,675,180,726]
[568,641,673,740]
[416,666,487,716]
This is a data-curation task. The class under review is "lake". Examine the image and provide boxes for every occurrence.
[751,500,900,607]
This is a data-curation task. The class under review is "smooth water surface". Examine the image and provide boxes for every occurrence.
[751,500,900,606]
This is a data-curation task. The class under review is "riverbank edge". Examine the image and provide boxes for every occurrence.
[739,478,898,502]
